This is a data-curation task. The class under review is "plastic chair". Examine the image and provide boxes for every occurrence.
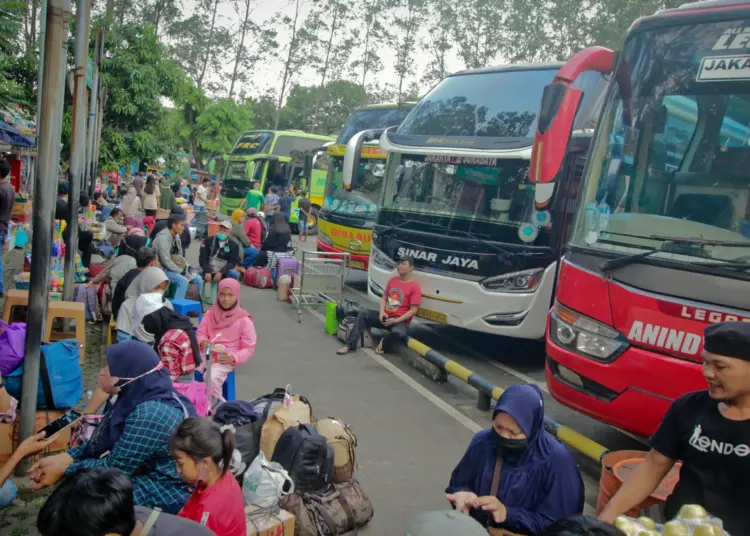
[171,298,203,323]
[195,369,235,401]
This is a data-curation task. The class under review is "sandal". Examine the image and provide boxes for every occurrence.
[336,347,354,355]
[375,341,385,355]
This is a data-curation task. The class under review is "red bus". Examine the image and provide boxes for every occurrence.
[531,0,750,437]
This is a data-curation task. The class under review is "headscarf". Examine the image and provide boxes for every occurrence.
[446,385,584,532]
[116,267,171,333]
[232,209,245,224]
[247,208,257,217]
[122,187,139,214]
[270,211,291,234]
[85,341,188,458]
[124,215,143,229]
[131,293,169,343]
[202,279,251,333]
[142,308,202,367]
[119,234,147,258]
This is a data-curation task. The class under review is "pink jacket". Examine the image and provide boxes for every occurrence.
[196,316,257,365]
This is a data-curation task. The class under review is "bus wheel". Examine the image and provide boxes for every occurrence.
[307,207,319,236]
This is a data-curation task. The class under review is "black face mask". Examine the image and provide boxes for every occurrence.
[492,429,529,455]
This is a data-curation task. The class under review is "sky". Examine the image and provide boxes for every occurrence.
[182,0,467,101]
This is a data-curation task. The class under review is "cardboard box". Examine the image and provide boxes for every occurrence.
[0,409,72,467]
[245,505,295,536]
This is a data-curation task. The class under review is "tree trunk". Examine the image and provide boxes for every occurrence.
[360,14,372,102]
[228,0,251,99]
[197,0,220,89]
[118,0,127,27]
[312,4,339,133]
[28,0,37,50]
[274,0,302,130]
[396,7,415,102]
[154,0,164,36]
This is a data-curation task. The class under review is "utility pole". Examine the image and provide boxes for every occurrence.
[64,0,91,305]
[17,0,72,473]
[30,0,49,197]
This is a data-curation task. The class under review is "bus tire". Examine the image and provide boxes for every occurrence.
[306,206,319,236]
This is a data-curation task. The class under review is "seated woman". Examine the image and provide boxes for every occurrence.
[229,208,257,268]
[132,299,209,417]
[261,212,293,274]
[29,342,194,514]
[446,385,583,535]
[122,186,142,217]
[103,207,128,248]
[170,418,246,536]
[89,233,147,296]
[196,279,256,399]
[115,266,172,342]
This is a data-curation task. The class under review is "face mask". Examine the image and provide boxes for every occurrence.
[98,367,120,394]
[493,429,529,455]
[106,361,164,392]
[216,233,227,240]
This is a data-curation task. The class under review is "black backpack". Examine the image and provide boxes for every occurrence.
[272,424,334,494]
[251,388,313,426]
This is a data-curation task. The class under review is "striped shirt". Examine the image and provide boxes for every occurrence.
[67,400,190,513]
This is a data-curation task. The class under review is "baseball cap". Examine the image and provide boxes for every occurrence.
[403,510,487,536]
[220,220,232,230]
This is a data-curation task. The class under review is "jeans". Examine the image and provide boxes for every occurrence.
[0,234,6,293]
[202,270,240,282]
[117,330,133,343]
[346,309,408,351]
[242,246,259,267]
[0,479,17,509]
[166,270,204,301]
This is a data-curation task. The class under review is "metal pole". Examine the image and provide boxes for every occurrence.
[30,0,49,197]
[84,29,101,197]
[17,0,71,474]
[64,0,90,303]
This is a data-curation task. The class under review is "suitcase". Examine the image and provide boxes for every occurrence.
[244,266,273,288]
[276,257,299,283]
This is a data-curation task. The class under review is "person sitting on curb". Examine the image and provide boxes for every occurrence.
[199,220,241,283]
[228,209,255,269]
[153,214,203,300]
[37,468,213,536]
[337,256,421,355]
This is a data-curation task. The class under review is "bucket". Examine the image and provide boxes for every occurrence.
[207,220,219,237]
[597,450,682,517]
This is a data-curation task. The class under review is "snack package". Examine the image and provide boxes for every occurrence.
[613,504,730,536]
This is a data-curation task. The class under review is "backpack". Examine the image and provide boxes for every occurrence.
[251,388,313,426]
[3,340,83,409]
[244,266,273,288]
[315,418,358,483]
[74,284,100,322]
[0,320,26,376]
[272,424,334,494]
[280,480,374,536]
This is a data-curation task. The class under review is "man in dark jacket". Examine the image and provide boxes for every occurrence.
[150,205,191,250]
[199,220,240,282]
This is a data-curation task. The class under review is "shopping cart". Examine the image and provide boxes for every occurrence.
[291,250,350,322]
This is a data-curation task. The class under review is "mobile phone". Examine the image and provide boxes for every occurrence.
[39,409,83,438]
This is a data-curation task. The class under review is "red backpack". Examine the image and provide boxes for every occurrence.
[244,267,273,289]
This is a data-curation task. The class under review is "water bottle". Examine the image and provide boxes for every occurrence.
[584,201,598,233]
[597,200,611,232]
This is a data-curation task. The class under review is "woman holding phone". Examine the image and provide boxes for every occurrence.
[29,342,195,514]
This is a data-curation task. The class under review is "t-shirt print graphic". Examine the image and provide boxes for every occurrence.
[689,423,750,456]
[386,287,404,313]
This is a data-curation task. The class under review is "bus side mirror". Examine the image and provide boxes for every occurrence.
[343,129,385,189]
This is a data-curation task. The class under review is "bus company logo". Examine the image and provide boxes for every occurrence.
[329,227,370,242]
[697,55,750,82]
[626,321,702,355]
[659,303,750,324]
[712,27,750,51]
[396,247,479,270]
[689,425,750,457]
[425,138,477,146]
[424,155,497,166]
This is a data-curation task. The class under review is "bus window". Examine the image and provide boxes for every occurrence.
[272,136,330,158]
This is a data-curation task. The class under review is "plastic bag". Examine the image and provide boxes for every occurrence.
[614,504,731,535]
[242,451,294,508]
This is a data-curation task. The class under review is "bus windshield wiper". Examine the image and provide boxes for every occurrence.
[376,219,447,237]
[599,239,709,273]
[648,235,750,248]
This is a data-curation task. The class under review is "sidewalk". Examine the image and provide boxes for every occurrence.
[237,282,476,532]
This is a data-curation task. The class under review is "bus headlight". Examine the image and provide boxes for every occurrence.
[371,246,396,271]
[480,268,543,293]
[549,302,628,362]
[318,233,333,247]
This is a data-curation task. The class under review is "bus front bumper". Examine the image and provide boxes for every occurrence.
[316,239,370,271]
[367,262,556,339]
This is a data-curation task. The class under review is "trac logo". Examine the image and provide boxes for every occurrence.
[689,425,750,457]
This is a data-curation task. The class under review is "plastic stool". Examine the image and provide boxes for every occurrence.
[170,299,203,323]
[195,369,235,401]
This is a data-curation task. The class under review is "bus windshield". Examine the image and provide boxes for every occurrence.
[337,107,413,145]
[231,132,273,156]
[322,156,385,219]
[381,155,552,247]
[572,20,750,267]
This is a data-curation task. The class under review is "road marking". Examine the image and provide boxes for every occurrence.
[308,307,482,434]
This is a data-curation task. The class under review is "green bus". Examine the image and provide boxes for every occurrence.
[220,130,334,228]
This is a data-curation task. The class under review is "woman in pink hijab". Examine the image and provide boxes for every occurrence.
[196,278,256,398]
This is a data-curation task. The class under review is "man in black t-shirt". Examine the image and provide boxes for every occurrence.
[599,321,750,534]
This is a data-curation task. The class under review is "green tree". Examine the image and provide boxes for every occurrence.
[280,80,366,135]
[588,0,681,50]
[388,0,425,102]
[194,98,253,154]
[247,94,277,129]
[273,0,309,129]
[227,0,277,99]
[349,0,391,101]
[451,0,506,69]
[140,0,181,37]
[422,0,454,86]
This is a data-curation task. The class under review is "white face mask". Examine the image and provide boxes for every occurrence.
[109,361,164,391]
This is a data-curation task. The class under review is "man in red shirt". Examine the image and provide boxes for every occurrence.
[337,256,421,355]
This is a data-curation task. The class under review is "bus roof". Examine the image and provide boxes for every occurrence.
[447,62,565,78]
[633,0,750,31]
[352,102,416,111]
[235,129,334,142]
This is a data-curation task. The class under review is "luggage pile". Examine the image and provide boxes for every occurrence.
[244,256,300,294]
[213,387,374,536]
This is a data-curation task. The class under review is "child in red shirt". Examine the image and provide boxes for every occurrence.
[337,255,422,355]
[170,417,246,536]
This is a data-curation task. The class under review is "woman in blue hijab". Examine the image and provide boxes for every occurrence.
[446,385,584,534]
[29,341,195,514]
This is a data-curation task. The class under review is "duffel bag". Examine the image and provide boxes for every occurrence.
[259,395,313,460]
[272,424,334,494]
[315,418,358,483]
[245,266,273,288]
[0,320,26,376]
[3,340,82,410]
[335,299,361,320]
[252,388,313,425]
[281,480,374,536]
